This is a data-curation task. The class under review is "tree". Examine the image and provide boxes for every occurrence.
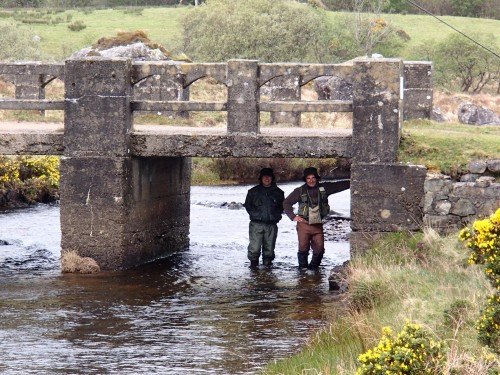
[433,33,499,93]
[328,0,409,61]
[181,0,333,63]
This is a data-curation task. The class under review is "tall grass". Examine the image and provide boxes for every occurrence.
[263,230,497,374]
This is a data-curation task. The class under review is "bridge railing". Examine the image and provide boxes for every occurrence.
[132,60,354,132]
[0,60,355,132]
[0,62,65,111]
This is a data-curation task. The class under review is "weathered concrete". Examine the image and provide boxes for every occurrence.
[61,57,191,270]
[227,59,260,133]
[0,122,63,155]
[352,59,402,163]
[268,75,301,126]
[403,62,433,121]
[130,126,352,158]
[351,163,427,232]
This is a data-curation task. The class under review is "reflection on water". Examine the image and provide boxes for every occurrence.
[0,183,350,374]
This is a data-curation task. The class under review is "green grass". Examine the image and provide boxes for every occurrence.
[326,12,500,56]
[399,119,500,177]
[263,230,498,374]
[0,7,185,60]
[0,7,498,61]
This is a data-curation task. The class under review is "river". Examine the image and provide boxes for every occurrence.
[0,183,350,374]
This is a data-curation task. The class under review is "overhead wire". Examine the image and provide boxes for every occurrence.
[404,0,500,59]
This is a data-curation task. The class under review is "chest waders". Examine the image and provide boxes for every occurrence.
[296,185,330,269]
[297,186,330,220]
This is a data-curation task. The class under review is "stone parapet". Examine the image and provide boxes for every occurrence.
[352,59,402,163]
[403,61,433,121]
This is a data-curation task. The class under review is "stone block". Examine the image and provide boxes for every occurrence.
[450,198,476,216]
[423,214,461,234]
[65,57,132,98]
[352,59,402,163]
[227,60,259,133]
[351,162,427,231]
[64,96,131,157]
[352,104,400,163]
[469,160,487,173]
[269,75,301,126]
[403,89,433,120]
[403,62,433,89]
[487,159,500,173]
[435,200,452,215]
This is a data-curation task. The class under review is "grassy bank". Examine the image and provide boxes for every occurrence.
[263,230,498,374]
[0,7,498,60]
[399,119,500,178]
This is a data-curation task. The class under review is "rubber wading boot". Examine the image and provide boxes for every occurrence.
[263,258,273,267]
[308,252,324,270]
[250,260,259,269]
[297,252,309,268]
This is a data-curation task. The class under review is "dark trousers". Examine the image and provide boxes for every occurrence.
[247,221,278,261]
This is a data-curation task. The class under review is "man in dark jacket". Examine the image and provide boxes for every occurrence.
[283,167,350,269]
[244,168,285,269]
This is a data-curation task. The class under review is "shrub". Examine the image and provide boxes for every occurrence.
[0,156,60,205]
[443,299,474,329]
[328,14,408,62]
[460,208,500,289]
[357,322,446,374]
[67,19,86,31]
[433,33,499,93]
[181,0,333,63]
[0,22,42,61]
[476,294,500,353]
[460,208,500,353]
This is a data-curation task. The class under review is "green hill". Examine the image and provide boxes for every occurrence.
[0,6,498,61]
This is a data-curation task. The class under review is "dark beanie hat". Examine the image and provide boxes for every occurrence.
[303,167,320,181]
[259,167,275,180]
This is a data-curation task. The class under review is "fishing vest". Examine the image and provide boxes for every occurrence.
[297,185,330,220]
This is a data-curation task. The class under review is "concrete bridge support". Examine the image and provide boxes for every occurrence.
[61,58,190,270]
[350,59,427,255]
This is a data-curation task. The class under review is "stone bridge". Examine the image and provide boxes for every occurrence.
[0,58,429,270]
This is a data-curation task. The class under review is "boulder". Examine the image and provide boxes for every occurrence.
[328,260,349,292]
[314,75,353,101]
[430,107,447,122]
[486,159,500,173]
[457,102,500,125]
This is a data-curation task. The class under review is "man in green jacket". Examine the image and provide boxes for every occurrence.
[283,167,350,269]
[244,168,285,269]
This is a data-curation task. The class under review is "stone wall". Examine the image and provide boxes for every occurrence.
[423,172,499,233]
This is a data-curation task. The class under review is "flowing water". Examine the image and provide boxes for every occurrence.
[0,183,350,375]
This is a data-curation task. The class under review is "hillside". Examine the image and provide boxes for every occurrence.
[0,7,498,60]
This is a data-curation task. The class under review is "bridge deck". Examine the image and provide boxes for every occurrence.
[0,122,352,158]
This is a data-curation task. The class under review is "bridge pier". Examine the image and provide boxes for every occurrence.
[61,58,190,270]
[350,58,427,255]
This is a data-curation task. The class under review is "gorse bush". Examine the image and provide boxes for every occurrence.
[0,156,60,205]
[476,294,499,353]
[357,322,446,374]
[181,0,333,63]
[460,208,500,353]
[460,208,500,289]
